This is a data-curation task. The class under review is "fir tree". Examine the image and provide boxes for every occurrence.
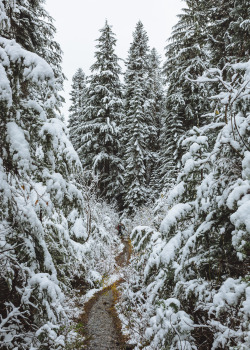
[122,21,153,213]
[117,2,250,349]
[160,0,211,187]
[0,0,64,84]
[78,20,124,202]
[204,0,250,68]
[0,1,86,347]
[68,68,87,151]
[226,0,250,62]
[147,48,165,196]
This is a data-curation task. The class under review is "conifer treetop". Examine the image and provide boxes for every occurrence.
[125,20,149,72]
[91,20,121,76]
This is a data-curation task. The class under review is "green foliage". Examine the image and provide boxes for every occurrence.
[75,21,124,203]
[122,22,165,213]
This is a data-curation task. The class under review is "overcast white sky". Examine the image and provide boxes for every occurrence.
[45,0,184,119]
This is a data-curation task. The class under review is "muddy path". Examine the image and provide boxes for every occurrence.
[115,237,131,267]
[80,239,133,350]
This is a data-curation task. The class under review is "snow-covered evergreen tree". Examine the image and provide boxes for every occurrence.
[119,59,250,349]
[160,0,211,187]
[204,0,250,68]
[0,0,65,103]
[147,48,165,197]
[226,0,250,63]
[68,68,87,151]
[77,20,124,202]
[122,21,154,213]
[0,2,85,348]
[118,2,250,349]
[0,2,121,348]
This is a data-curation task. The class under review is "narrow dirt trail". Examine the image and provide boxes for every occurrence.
[86,290,120,349]
[81,238,133,350]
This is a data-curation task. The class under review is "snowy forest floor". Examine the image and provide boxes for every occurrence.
[75,238,134,349]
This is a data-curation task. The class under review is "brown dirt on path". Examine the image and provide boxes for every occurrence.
[78,239,134,350]
[115,238,132,267]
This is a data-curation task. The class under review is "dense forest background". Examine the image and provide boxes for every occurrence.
[0,0,250,349]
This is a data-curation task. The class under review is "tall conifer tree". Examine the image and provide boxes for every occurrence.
[68,68,87,151]
[0,0,65,104]
[78,21,124,202]
[122,21,153,213]
[147,48,165,196]
[117,1,250,348]
[160,0,211,186]
[0,1,86,347]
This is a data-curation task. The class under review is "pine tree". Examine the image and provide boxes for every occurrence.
[204,0,250,68]
[160,0,211,187]
[226,0,250,62]
[122,21,153,213]
[0,1,87,347]
[206,0,250,117]
[0,0,64,87]
[117,1,250,349]
[77,20,124,202]
[68,68,87,151]
[147,48,165,196]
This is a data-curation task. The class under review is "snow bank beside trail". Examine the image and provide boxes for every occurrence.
[103,273,121,288]
[76,288,102,310]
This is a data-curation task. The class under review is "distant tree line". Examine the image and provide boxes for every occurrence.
[68,20,165,214]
